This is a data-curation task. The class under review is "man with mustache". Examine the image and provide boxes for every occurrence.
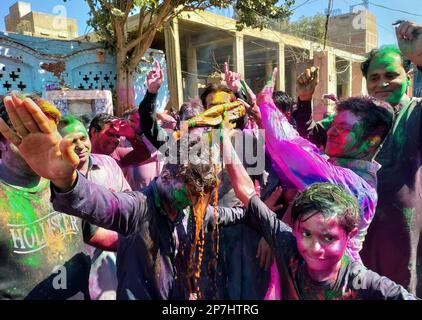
[58,115,131,300]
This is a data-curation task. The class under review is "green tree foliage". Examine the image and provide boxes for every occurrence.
[287,13,326,43]
[235,0,295,31]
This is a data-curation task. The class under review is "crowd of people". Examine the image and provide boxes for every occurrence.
[0,20,422,300]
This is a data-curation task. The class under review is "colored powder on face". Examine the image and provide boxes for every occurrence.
[369,52,399,71]
[171,186,191,210]
[369,52,408,105]
[320,113,335,130]
[211,91,234,106]
[387,80,408,105]
[348,122,369,155]
[329,112,367,159]
[61,123,88,137]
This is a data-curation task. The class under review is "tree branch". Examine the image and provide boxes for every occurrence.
[127,2,177,70]
[126,0,172,53]
[85,0,114,43]
[99,0,113,11]
[136,9,146,37]
[123,0,133,22]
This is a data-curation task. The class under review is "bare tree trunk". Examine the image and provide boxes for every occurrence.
[126,69,136,112]
[115,24,158,116]
[116,66,128,117]
[115,50,137,116]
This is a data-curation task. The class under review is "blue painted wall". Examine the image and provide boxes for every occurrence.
[0,32,169,111]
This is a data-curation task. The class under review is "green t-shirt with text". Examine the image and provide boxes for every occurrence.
[0,177,90,299]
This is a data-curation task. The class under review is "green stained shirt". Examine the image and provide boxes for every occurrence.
[0,176,90,299]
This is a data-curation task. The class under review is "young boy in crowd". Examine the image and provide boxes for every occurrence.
[243,182,419,300]
[222,134,418,299]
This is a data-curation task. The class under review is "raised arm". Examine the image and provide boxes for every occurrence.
[0,95,146,236]
[139,60,166,150]
[82,156,132,250]
[224,62,251,128]
[108,119,151,166]
[350,262,419,300]
[294,67,331,148]
[221,122,292,252]
[0,94,78,191]
[203,205,246,232]
[221,125,256,207]
[257,68,345,190]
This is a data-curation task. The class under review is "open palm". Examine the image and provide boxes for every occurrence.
[146,60,164,94]
[0,95,78,184]
[19,131,77,181]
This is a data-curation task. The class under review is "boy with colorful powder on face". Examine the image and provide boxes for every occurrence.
[222,162,418,299]
[293,20,422,296]
[0,94,91,300]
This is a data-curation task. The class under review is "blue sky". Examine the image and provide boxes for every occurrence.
[0,0,420,47]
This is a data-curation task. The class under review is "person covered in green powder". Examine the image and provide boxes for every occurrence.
[293,20,422,296]
[0,95,91,300]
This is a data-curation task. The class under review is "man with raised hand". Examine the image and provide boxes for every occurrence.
[58,115,131,300]
[0,94,245,300]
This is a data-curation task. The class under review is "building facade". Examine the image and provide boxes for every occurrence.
[327,9,378,56]
[5,1,78,40]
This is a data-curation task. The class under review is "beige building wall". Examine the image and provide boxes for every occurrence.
[4,1,78,39]
[5,1,31,33]
[352,61,367,96]
[327,10,378,55]
[312,51,337,120]
[31,12,78,39]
